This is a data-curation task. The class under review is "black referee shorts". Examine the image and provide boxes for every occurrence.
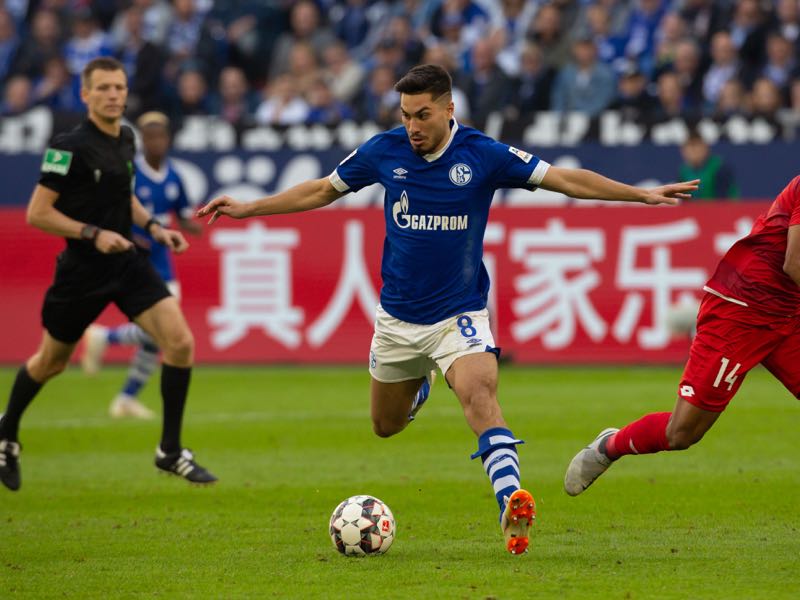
[42,249,172,344]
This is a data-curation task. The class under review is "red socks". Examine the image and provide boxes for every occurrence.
[607,412,671,459]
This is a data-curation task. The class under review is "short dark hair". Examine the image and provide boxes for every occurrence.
[394,64,452,100]
[81,57,125,89]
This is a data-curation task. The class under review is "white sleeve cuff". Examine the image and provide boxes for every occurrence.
[328,170,350,193]
[527,160,550,186]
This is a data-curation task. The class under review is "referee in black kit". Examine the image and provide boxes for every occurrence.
[0,57,216,491]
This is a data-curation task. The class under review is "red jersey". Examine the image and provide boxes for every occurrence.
[705,175,800,317]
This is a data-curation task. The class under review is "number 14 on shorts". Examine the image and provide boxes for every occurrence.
[713,357,741,391]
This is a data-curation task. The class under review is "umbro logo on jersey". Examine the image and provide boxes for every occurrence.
[392,167,408,179]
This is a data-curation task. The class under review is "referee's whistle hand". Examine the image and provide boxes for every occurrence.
[155,228,189,254]
[95,230,134,254]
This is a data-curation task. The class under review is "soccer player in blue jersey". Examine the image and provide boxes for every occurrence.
[197,64,698,554]
[80,112,201,419]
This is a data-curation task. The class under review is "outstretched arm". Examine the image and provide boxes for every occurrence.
[540,166,699,206]
[197,177,345,225]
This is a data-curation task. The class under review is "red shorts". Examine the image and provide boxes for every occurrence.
[678,293,800,412]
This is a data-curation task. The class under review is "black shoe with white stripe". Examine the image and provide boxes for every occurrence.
[155,447,217,484]
[0,439,21,491]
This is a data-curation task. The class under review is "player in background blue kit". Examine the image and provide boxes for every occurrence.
[197,65,698,554]
[80,112,201,419]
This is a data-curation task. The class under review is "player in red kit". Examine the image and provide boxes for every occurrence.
[565,175,800,495]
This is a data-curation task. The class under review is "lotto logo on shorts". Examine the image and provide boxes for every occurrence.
[680,385,695,397]
[369,351,377,369]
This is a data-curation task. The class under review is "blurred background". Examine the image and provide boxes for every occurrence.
[1,0,797,365]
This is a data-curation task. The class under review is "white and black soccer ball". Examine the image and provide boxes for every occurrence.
[329,495,395,556]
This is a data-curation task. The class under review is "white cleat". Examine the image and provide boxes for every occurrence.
[564,428,619,496]
[80,325,109,376]
[109,394,155,420]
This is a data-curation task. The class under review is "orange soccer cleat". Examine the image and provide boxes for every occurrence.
[501,488,536,555]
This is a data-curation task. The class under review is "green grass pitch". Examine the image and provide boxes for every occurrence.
[2,365,798,599]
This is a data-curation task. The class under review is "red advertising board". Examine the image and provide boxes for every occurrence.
[0,203,766,364]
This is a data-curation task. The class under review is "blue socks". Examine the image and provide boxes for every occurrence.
[471,427,524,516]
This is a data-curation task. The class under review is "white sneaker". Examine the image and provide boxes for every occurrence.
[80,325,109,376]
[564,428,619,496]
[109,394,155,420]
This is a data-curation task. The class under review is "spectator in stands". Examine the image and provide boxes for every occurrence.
[333,0,372,54]
[269,0,337,81]
[624,0,669,77]
[490,0,538,77]
[526,2,571,68]
[702,31,741,110]
[651,70,690,123]
[430,0,491,52]
[64,8,114,110]
[652,11,690,76]
[0,73,32,115]
[459,38,513,130]
[168,67,212,129]
[287,41,321,97]
[421,43,471,122]
[679,0,730,52]
[0,8,19,85]
[163,0,222,88]
[205,0,285,83]
[322,41,365,104]
[775,0,800,50]
[678,130,739,199]
[671,38,706,112]
[306,77,355,125]
[114,6,164,117]
[756,33,798,99]
[355,63,400,127]
[608,60,657,124]
[507,42,555,120]
[12,9,63,81]
[381,14,425,71]
[576,2,628,71]
[369,37,411,76]
[110,0,171,48]
[31,56,76,112]
[727,0,769,73]
[710,77,747,122]
[212,65,258,130]
[749,77,785,128]
[254,74,310,126]
[574,0,632,42]
[551,36,616,117]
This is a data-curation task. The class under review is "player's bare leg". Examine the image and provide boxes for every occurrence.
[370,376,426,437]
[135,298,215,484]
[565,397,721,496]
[447,352,534,554]
[0,332,76,491]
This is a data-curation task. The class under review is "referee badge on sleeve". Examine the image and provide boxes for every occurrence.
[41,148,73,175]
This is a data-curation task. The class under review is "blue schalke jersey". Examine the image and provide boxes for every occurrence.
[132,155,192,282]
[329,120,549,324]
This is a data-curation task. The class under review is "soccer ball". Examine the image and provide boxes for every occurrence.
[329,495,395,556]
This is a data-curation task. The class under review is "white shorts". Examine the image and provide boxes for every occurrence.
[166,280,181,300]
[369,305,498,383]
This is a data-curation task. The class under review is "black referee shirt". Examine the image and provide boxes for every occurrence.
[38,119,136,259]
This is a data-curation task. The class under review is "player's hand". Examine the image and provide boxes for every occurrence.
[641,179,700,206]
[152,227,189,254]
[95,230,134,254]
[196,195,250,225]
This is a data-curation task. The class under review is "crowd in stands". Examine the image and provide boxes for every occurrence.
[1,0,800,136]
